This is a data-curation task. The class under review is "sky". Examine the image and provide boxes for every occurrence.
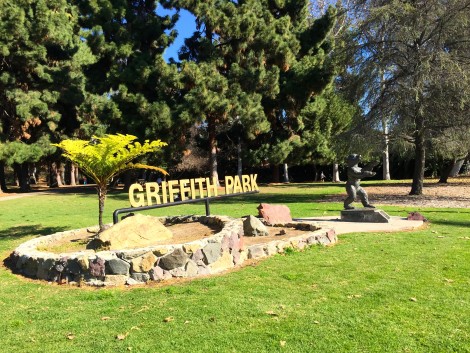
[156,6,197,62]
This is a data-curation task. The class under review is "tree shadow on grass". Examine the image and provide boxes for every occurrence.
[0,225,68,240]
[430,219,470,228]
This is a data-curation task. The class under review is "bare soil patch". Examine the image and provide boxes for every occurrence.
[40,222,220,253]
[39,222,311,253]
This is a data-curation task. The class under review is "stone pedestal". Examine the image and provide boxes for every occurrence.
[341,208,391,223]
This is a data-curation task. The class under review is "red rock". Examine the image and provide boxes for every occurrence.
[257,203,292,225]
[407,212,427,222]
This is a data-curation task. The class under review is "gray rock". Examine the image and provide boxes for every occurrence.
[265,243,278,256]
[149,266,164,281]
[104,275,127,286]
[191,249,204,262]
[198,265,211,275]
[185,260,199,277]
[232,250,241,266]
[86,279,106,287]
[340,208,390,223]
[131,272,150,282]
[202,243,221,265]
[159,248,189,270]
[36,258,55,280]
[162,270,173,280]
[243,215,269,237]
[126,278,140,286]
[169,267,185,277]
[23,257,39,277]
[306,235,318,245]
[66,258,82,275]
[248,245,266,259]
[106,258,130,275]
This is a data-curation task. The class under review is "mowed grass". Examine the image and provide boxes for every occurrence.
[0,182,469,353]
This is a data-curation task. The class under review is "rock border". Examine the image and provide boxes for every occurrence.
[8,215,336,287]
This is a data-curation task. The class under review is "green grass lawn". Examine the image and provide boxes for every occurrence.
[0,182,469,352]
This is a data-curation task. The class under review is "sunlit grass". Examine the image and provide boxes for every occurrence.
[0,183,469,352]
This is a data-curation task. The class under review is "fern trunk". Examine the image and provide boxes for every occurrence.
[98,184,107,232]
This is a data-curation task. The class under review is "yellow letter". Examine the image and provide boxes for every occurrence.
[242,174,251,192]
[225,176,234,194]
[179,179,191,201]
[145,182,160,206]
[206,177,219,197]
[233,175,242,193]
[190,178,196,199]
[129,183,145,207]
[250,174,259,191]
[161,181,168,204]
[194,177,205,198]
[167,180,179,202]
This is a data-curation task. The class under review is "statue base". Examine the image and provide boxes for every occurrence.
[341,208,391,223]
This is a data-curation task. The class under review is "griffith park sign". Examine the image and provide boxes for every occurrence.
[129,174,259,207]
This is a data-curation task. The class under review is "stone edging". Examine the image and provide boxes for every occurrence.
[9,215,337,286]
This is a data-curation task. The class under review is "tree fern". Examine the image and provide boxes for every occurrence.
[54,134,167,231]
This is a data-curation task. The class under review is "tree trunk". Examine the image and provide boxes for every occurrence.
[438,159,455,183]
[410,119,425,195]
[282,163,289,183]
[97,184,107,231]
[70,164,76,186]
[237,136,243,178]
[60,164,65,186]
[380,67,391,180]
[14,163,30,191]
[312,163,320,181]
[449,159,465,177]
[51,161,64,187]
[332,163,341,182]
[208,119,220,185]
[271,164,280,183]
[0,161,7,191]
[382,122,391,180]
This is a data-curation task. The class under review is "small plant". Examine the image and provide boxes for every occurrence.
[283,247,296,255]
[53,134,167,231]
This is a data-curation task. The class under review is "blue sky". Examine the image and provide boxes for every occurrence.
[156,6,197,62]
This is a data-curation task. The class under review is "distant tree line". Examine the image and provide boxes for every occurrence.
[1,0,469,195]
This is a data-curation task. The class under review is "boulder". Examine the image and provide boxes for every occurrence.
[130,252,157,273]
[159,248,189,270]
[257,203,292,225]
[95,214,173,250]
[131,272,150,282]
[243,215,269,237]
[202,242,222,264]
[106,258,131,275]
[407,212,427,222]
[89,257,106,277]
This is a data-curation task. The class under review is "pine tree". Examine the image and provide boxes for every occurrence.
[167,0,336,182]
[0,0,95,190]
[244,1,338,182]
[75,0,181,166]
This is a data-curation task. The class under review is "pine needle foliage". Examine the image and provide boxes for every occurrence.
[54,134,167,231]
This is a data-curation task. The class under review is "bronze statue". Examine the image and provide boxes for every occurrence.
[344,154,377,210]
